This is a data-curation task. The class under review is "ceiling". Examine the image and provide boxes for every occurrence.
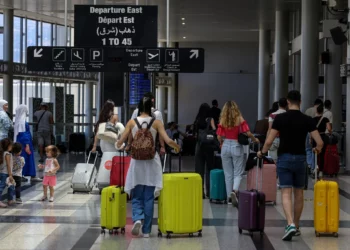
[0,0,317,42]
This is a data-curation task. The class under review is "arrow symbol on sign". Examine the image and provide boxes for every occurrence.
[190,49,199,59]
[34,48,43,58]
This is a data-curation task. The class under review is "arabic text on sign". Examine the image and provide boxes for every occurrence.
[96,27,135,36]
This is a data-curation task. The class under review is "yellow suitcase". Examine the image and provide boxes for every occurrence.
[158,173,203,238]
[100,186,127,235]
[314,153,339,237]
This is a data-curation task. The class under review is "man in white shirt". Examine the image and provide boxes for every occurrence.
[267,98,287,162]
[323,100,333,133]
[129,92,165,154]
[305,98,323,118]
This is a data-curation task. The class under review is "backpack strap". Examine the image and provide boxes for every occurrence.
[147,118,156,130]
[134,118,142,129]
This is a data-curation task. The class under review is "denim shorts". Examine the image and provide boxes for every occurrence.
[277,154,306,189]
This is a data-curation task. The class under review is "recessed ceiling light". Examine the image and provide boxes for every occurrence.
[182,22,185,25]
[183,36,186,39]
[181,17,185,20]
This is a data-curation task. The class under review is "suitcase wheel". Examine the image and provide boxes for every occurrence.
[121,228,125,234]
[189,233,194,237]
[109,230,113,235]
[157,232,162,238]
[315,232,320,237]
[198,232,202,237]
[166,233,171,239]
[101,229,105,235]
[239,228,242,234]
[333,233,338,238]
[260,230,264,236]
[209,199,212,203]
[249,232,253,237]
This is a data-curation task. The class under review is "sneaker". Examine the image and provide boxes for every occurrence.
[131,220,142,236]
[41,196,47,201]
[143,233,150,238]
[31,177,42,182]
[295,228,301,236]
[227,198,232,205]
[282,224,296,241]
[16,198,22,204]
[231,192,238,208]
[0,201,8,208]
[8,200,15,206]
[49,197,54,202]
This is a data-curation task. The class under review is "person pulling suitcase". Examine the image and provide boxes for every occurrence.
[257,90,323,241]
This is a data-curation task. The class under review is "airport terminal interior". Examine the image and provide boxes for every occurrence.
[1,0,350,249]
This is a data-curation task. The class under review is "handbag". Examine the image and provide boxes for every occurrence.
[238,123,249,145]
[96,122,119,144]
[198,118,220,150]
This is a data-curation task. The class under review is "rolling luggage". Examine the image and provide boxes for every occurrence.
[314,152,339,237]
[209,169,227,203]
[96,152,119,191]
[71,152,97,193]
[238,155,266,236]
[110,151,131,186]
[247,160,277,204]
[323,144,340,177]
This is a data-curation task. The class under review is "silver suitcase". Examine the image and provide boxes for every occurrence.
[71,152,97,193]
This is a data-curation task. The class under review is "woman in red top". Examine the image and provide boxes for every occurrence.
[217,101,259,206]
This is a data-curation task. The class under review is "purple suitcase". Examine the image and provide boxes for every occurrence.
[238,152,266,236]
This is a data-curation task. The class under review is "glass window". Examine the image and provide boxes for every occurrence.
[13,80,20,114]
[42,22,52,46]
[0,78,3,99]
[14,17,21,63]
[26,80,36,105]
[42,82,51,103]
[27,19,37,48]
[71,27,75,46]
[37,21,42,46]
[57,25,65,46]
[22,18,26,63]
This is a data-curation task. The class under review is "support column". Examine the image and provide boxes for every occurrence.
[85,82,94,144]
[274,7,289,100]
[157,86,166,119]
[345,0,350,172]
[326,40,342,131]
[293,10,301,91]
[300,0,319,111]
[167,42,176,123]
[258,29,271,119]
[3,9,13,114]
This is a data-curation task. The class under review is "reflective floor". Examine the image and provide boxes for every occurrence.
[0,152,349,250]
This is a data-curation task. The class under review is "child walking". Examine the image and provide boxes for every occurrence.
[39,145,60,202]
[0,138,15,207]
[12,143,25,204]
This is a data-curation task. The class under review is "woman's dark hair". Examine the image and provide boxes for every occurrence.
[317,103,324,114]
[94,100,115,133]
[195,103,211,123]
[12,143,22,155]
[272,102,279,113]
[138,97,153,116]
[0,138,13,165]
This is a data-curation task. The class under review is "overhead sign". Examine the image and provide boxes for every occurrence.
[27,47,205,73]
[74,5,158,47]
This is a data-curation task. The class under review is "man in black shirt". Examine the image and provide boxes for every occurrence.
[257,90,323,241]
[211,100,221,127]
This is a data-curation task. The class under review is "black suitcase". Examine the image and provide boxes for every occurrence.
[69,133,86,153]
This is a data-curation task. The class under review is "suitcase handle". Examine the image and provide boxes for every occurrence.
[87,151,98,166]
[254,143,263,191]
[315,151,319,181]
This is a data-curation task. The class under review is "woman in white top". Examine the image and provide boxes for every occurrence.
[117,97,180,238]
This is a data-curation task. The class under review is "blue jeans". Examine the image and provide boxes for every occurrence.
[221,139,245,197]
[131,185,156,234]
[305,133,315,170]
[277,154,306,189]
[0,173,14,201]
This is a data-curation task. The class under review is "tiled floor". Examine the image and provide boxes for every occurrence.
[0,152,348,250]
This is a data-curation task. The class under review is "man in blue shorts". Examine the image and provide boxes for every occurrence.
[258,90,323,241]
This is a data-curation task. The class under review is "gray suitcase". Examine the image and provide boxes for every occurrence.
[71,152,97,193]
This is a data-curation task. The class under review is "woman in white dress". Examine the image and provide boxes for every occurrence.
[117,97,180,238]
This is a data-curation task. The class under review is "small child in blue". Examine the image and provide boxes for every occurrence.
[0,138,15,207]
[12,143,25,204]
